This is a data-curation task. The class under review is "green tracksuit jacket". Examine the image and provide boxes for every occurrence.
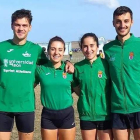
[103,34,140,114]
[73,57,111,121]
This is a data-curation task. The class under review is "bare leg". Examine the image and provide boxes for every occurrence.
[81,129,97,140]
[58,127,75,140]
[0,132,11,140]
[133,129,140,140]
[113,129,130,140]
[18,131,33,140]
[41,128,58,140]
[98,129,113,140]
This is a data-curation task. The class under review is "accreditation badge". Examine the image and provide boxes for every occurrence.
[63,72,67,79]
[129,52,134,60]
[98,71,102,78]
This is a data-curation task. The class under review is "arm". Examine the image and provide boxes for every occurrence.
[34,66,40,88]
[71,65,80,96]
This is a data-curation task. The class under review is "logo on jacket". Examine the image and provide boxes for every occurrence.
[46,73,51,76]
[63,72,67,79]
[129,52,134,60]
[22,51,31,57]
[98,71,102,78]
[109,54,116,61]
[7,49,14,52]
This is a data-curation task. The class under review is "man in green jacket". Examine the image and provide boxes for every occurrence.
[104,6,140,140]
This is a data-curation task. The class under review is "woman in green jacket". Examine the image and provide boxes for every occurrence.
[35,36,75,140]
[73,33,112,140]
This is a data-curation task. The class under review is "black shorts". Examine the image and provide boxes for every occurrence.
[0,111,34,133]
[112,112,140,129]
[80,120,112,130]
[41,106,75,129]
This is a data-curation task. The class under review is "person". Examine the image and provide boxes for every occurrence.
[69,50,73,60]
[99,50,104,59]
[0,9,74,140]
[103,6,140,140]
[42,47,46,53]
[42,47,48,57]
[73,33,112,140]
[35,36,75,140]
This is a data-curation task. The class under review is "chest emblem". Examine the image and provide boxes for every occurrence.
[129,52,134,60]
[22,51,31,57]
[109,54,116,61]
[98,71,102,78]
[63,72,67,79]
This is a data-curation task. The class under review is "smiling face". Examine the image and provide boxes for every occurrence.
[48,41,65,65]
[113,12,133,39]
[81,36,98,63]
[12,17,31,43]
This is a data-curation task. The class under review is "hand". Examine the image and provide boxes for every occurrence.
[65,61,74,73]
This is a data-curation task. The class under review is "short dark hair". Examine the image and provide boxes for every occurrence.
[79,33,99,49]
[47,36,65,51]
[12,9,32,24]
[113,6,133,20]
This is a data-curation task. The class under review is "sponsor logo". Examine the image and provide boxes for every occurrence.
[63,72,67,79]
[3,59,8,67]
[129,52,134,60]
[3,69,31,74]
[3,59,33,68]
[98,71,102,78]
[22,51,31,57]
[7,49,14,52]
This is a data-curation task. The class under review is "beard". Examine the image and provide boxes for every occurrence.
[116,27,131,38]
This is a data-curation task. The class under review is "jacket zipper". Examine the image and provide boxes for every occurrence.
[121,44,127,112]
[90,63,96,119]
